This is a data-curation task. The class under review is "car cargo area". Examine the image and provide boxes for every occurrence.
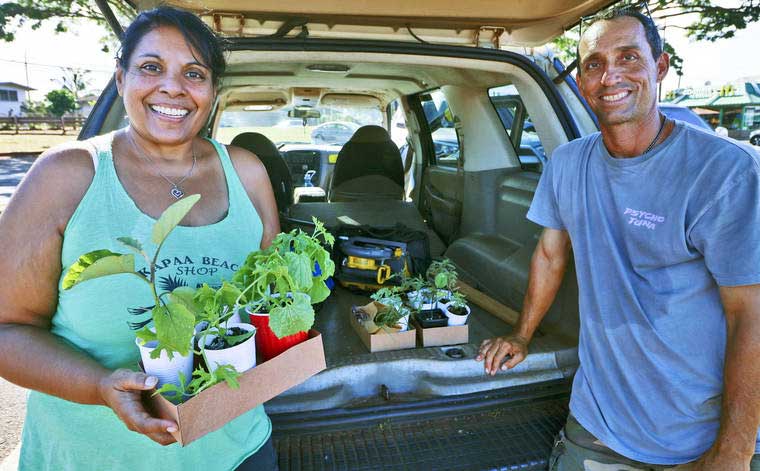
[266,201,578,468]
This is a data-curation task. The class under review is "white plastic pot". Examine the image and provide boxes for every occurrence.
[135,338,194,390]
[201,323,257,374]
[444,303,471,326]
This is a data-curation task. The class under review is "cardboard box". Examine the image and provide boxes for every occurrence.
[413,319,469,347]
[146,329,325,446]
[350,302,417,353]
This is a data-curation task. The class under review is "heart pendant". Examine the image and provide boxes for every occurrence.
[170,187,184,199]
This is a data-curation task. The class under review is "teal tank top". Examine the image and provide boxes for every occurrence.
[20,132,271,470]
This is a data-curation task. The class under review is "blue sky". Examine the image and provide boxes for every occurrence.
[1,14,757,101]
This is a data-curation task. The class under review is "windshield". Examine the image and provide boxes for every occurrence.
[216,106,384,147]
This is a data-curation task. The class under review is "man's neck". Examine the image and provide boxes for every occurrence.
[601,110,667,158]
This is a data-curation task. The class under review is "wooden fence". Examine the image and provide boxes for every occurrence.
[0,116,86,135]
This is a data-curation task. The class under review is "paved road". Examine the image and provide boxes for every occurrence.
[0,156,34,212]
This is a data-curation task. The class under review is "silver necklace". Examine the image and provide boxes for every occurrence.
[642,113,668,155]
[127,131,197,199]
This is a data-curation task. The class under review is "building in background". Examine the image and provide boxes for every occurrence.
[664,79,760,140]
[0,82,34,117]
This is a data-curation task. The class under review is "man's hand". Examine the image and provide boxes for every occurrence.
[476,334,529,376]
[98,369,178,446]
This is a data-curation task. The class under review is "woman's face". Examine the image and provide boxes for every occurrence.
[116,26,214,147]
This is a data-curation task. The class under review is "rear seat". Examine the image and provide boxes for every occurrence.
[446,170,579,339]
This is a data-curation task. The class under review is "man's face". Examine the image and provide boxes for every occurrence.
[577,16,668,127]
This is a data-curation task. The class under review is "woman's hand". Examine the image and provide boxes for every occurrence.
[98,369,178,446]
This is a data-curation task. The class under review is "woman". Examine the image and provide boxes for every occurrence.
[0,6,280,470]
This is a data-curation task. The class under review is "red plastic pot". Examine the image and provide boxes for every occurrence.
[248,310,308,361]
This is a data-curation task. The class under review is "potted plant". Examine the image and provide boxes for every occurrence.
[426,258,459,305]
[370,287,410,331]
[63,195,203,388]
[403,275,436,311]
[231,218,334,360]
[192,282,257,374]
[442,291,471,326]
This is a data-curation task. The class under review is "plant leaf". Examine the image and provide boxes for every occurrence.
[308,278,331,304]
[214,364,241,389]
[168,286,201,316]
[151,194,201,246]
[152,303,195,358]
[62,250,135,290]
[116,236,144,254]
[135,326,158,345]
[284,252,313,291]
[216,281,243,311]
[269,292,314,338]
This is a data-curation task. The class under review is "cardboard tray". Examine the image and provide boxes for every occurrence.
[350,302,417,353]
[146,329,325,446]
[413,319,469,347]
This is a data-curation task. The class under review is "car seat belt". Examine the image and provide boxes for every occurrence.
[403,135,415,200]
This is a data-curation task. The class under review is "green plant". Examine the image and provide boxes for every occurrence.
[232,217,335,338]
[426,258,458,291]
[62,194,201,359]
[370,286,403,308]
[372,303,409,330]
[154,364,241,404]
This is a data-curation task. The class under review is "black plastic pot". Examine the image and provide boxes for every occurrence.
[415,309,449,328]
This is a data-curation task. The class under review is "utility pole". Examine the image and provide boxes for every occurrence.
[24,50,31,101]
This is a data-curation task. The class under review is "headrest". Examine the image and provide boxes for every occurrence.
[348,125,392,144]
[230,132,280,159]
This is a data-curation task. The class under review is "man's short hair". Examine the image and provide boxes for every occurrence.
[583,7,663,60]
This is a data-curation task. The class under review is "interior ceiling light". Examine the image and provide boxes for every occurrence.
[306,64,351,73]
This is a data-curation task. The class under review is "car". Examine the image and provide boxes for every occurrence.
[85,1,614,468]
[310,121,360,145]
[750,128,760,146]
[659,103,713,131]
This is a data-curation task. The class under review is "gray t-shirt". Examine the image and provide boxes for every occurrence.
[527,120,760,464]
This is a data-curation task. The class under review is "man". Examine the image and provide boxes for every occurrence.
[476,8,760,471]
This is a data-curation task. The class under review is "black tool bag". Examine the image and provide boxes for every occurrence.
[332,223,432,277]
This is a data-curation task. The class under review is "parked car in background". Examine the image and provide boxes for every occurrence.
[750,128,760,146]
[310,121,359,145]
[659,103,712,131]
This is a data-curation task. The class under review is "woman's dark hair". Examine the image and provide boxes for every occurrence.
[117,6,226,87]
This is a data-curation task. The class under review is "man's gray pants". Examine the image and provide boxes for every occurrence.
[550,415,760,471]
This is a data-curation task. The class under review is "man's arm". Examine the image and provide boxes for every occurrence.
[693,284,760,470]
[476,227,571,375]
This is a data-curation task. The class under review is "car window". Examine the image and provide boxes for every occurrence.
[744,106,760,130]
[419,89,460,167]
[489,85,547,173]
[215,106,382,147]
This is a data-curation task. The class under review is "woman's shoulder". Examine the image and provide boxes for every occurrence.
[222,141,269,186]
[12,139,98,233]
[30,139,96,193]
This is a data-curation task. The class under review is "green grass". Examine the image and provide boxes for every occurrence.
[0,131,80,155]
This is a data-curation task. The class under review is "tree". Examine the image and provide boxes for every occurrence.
[549,1,759,73]
[0,0,134,50]
[46,89,77,117]
[19,99,49,117]
[55,67,92,102]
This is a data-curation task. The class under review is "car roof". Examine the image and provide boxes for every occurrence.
[659,104,712,131]
[132,0,616,46]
